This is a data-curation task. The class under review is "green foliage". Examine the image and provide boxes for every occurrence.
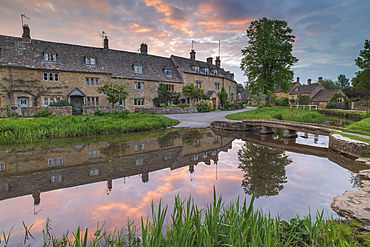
[336,74,350,88]
[182,85,204,105]
[240,17,298,105]
[289,98,295,104]
[226,107,326,124]
[236,83,245,94]
[297,95,309,105]
[274,97,289,106]
[346,117,370,136]
[218,87,228,106]
[353,40,370,96]
[273,113,283,120]
[0,114,179,144]
[196,99,213,112]
[182,130,204,145]
[336,132,370,144]
[49,100,73,107]
[34,110,52,117]
[97,82,129,106]
[153,83,180,107]
[322,78,340,89]
[355,39,370,70]
[327,93,349,109]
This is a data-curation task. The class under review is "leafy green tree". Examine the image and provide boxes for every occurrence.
[353,40,370,96]
[336,74,350,88]
[236,84,245,94]
[182,85,204,105]
[218,87,228,106]
[97,82,129,106]
[322,78,339,89]
[240,17,298,105]
[238,142,292,198]
[297,95,309,105]
[153,83,180,106]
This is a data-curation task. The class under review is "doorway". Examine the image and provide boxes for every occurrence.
[17,97,29,115]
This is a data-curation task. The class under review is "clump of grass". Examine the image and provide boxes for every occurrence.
[0,113,179,144]
[4,189,368,246]
[345,117,370,136]
[226,107,326,124]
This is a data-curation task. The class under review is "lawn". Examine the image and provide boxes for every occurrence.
[0,113,179,144]
[345,117,370,136]
[226,107,326,124]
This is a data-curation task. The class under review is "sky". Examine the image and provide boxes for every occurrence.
[0,0,369,85]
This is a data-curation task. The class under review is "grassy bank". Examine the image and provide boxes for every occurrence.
[0,113,179,144]
[226,107,326,124]
[345,117,370,136]
[4,191,368,246]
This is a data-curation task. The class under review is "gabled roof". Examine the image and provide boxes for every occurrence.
[205,90,218,99]
[289,83,320,95]
[171,55,236,82]
[68,87,85,97]
[310,88,344,102]
[0,35,183,83]
[239,90,252,101]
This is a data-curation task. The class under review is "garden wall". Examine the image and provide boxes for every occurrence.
[137,107,197,115]
[21,106,72,117]
[82,106,126,115]
[0,108,7,117]
[350,102,368,111]
[329,134,370,158]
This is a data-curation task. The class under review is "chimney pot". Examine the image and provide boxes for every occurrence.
[103,36,109,49]
[140,43,148,55]
[297,77,300,82]
[307,79,312,85]
[207,57,213,64]
[215,56,221,68]
[318,77,323,84]
[22,24,31,43]
[190,49,196,60]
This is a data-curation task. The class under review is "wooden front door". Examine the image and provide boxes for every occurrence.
[212,98,217,109]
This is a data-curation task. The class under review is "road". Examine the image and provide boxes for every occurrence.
[162,107,256,128]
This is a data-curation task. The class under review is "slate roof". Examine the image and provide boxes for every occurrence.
[239,90,252,101]
[171,55,236,82]
[275,82,300,93]
[205,90,218,99]
[310,88,343,102]
[0,35,183,83]
[289,83,320,95]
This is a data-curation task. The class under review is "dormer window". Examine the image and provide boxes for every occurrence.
[165,69,172,77]
[43,47,57,62]
[134,65,143,74]
[214,69,218,76]
[195,66,200,73]
[85,57,96,65]
[205,68,209,75]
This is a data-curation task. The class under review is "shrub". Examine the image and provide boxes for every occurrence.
[160,103,167,107]
[196,100,212,112]
[273,113,283,120]
[289,98,295,104]
[94,110,104,116]
[34,110,52,117]
[49,100,72,107]
[275,97,289,106]
[297,95,309,105]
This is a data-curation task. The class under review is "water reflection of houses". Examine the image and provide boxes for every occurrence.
[0,130,233,204]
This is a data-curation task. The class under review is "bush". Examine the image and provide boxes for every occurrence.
[272,113,283,120]
[49,100,72,107]
[297,95,309,105]
[275,97,289,106]
[289,98,295,104]
[94,110,104,116]
[34,110,52,117]
[160,103,167,107]
[196,100,212,112]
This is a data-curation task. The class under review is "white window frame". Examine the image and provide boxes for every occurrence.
[136,158,144,166]
[134,82,144,89]
[134,98,145,106]
[134,65,143,74]
[165,152,172,160]
[44,97,49,106]
[90,169,99,176]
[196,82,201,88]
[165,69,172,77]
[45,53,56,62]
[43,72,59,82]
[205,68,209,75]
[195,66,200,73]
[85,57,96,65]
[135,144,145,152]
[0,162,5,172]
[214,69,218,76]
[215,83,220,91]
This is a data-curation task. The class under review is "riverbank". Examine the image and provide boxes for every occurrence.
[0,113,179,144]
[7,192,369,246]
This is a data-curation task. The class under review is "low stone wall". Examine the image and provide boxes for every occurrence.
[0,108,7,117]
[137,107,197,115]
[212,121,255,131]
[21,106,72,117]
[82,106,126,115]
[350,101,369,111]
[329,134,370,158]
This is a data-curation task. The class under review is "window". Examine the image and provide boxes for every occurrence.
[136,158,144,166]
[43,72,59,82]
[165,69,172,77]
[195,66,200,73]
[167,99,174,105]
[90,169,99,176]
[48,158,63,167]
[165,152,172,160]
[214,69,218,76]
[88,151,101,159]
[212,150,217,156]
[51,175,62,183]
[203,152,207,158]
[337,98,343,103]
[43,97,61,106]
[0,162,5,172]
[44,98,49,106]
[280,93,283,96]
[229,85,231,93]
[44,53,56,61]
[165,84,174,91]
[85,57,96,65]
[194,140,200,146]
[87,97,99,106]
[195,98,201,103]
[134,98,145,106]
[135,144,145,152]
[213,136,219,143]
[134,82,144,89]
[85,77,99,86]
[134,65,143,74]
[165,139,174,147]
[196,82,201,88]
[205,68,209,75]
[193,154,198,161]
[116,99,125,107]
[215,83,220,91]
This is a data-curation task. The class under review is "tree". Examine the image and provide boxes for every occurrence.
[353,40,370,96]
[218,87,228,106]
[97,82,129,106]
[236,84,245,94]
[182,85,204,105]
[336,74,350,88]
[240,17,298,105]
[321,78,339,89]
[153,83,180,106]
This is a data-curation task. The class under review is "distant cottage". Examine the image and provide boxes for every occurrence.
[0,24,237,114]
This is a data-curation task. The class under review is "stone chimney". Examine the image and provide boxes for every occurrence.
[103,36,109,49]
[207,57,213,64]
[318,77,323,84]
[307,79,311,85]
[190,49,196,60]
[215,56,221,68]
[140,43,148,55]
[296,77,300,83]
[22,24,31,43]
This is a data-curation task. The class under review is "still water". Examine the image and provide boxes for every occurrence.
[0,128,365,245]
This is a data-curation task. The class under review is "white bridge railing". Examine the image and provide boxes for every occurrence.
[290,105,318,110]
